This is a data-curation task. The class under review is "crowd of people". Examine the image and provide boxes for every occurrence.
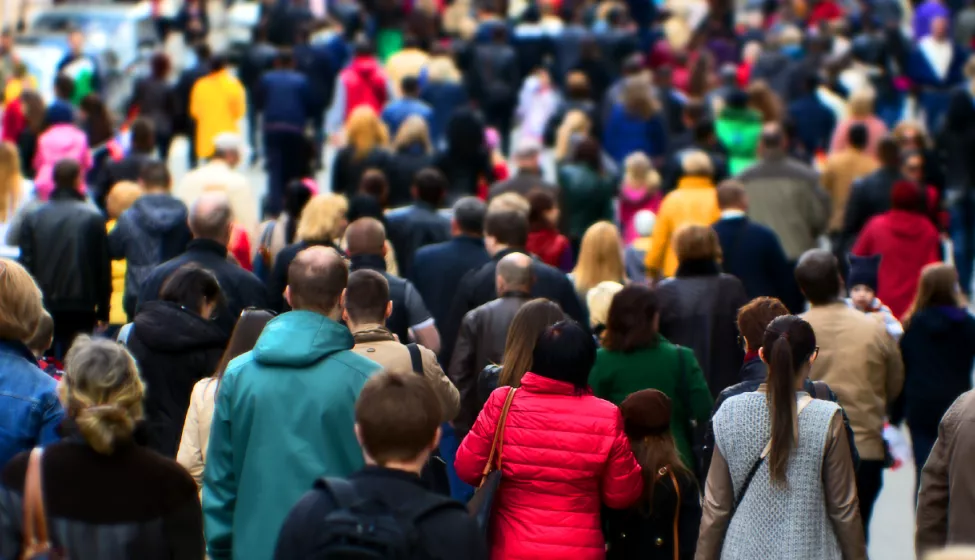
[1,0,975,557]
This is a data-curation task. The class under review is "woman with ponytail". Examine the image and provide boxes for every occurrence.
[697,315,866,560]
[0,336,204,559]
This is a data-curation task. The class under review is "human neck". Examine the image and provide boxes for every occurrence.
[365,456,427,475]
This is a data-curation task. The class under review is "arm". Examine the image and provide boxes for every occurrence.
[696,443,734,558]
[176,381,207,489]
[163,499,206,560]
[202,371,237,559]
[253,75,267,113]
[92,218,112,323]
[599,412,644,509]
[232,79,246,122]
[881,326,905,404]
[678,475,703,560]
[915,402,955,555]
[823,411,867,559]
[454,387,507,486]
[447,313,479,436]
[189,81,202,122]
[765,232,793,303]
[422,346,460,423]
[107,215,126,260]
[841,183,867,249]
[685,347,715,424]
[35,388,64,445]
[806,176,831,239]
[17,213,33,272]
[405,282,440,354]
[850,222,873,256]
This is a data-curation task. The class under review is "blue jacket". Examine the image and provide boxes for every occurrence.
[712,215,792,301]
[787,94,836,160]
[0,340,63,467]
[257,69,313,130]
[386,202,451,279]
[602,103,667,165]
[203,311,380,560]
[381,97,434,137]
[420,82,468,146]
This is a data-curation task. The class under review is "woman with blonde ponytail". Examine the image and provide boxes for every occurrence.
[0,336,204,559]
[697,315,866,560]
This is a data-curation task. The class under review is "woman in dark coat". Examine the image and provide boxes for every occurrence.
[130,52,178,160]
[125,264,228,458]
[330,106,391,198]
[655,224,748,398]
[387,115,435,207]
[433,108,495,202]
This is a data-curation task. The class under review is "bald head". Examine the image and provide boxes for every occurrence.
[496,252,533,294]
[286,246,349,315]
[189,192,233,244]
[345,218,386,256]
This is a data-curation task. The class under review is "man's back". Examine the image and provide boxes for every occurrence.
[386,204,451,279]
[712,216,790,300]
[203,310,380,560]
[802,302,904,461]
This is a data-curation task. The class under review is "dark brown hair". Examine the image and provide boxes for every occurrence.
[498,299,565,388]
[903,263,966,327]
[630,432,690,509]
[736,297,789,352]
[355,372,442,464]
[215,309,275,381]
[761,315,817,484]
[526,188,557,230]
[345,269,390,324]
[673,224,722,263]
[603,285,660,352]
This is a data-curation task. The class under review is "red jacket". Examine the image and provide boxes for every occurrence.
[455,374,643,560]
[527,227,571,270]
[852,209,941,319]
[2,98,25,143]
[340,56,389,119]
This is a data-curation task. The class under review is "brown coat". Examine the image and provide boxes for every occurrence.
[821,149,878,233]
[802,302,904,460]
[916,390,975,555]
[351,325,460,423]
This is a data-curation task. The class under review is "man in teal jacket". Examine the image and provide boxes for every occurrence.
[203,246,381,560]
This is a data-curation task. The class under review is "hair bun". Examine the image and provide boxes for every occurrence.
[76,404,135,454]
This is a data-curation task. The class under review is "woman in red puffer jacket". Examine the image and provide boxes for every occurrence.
[455,321,643,560]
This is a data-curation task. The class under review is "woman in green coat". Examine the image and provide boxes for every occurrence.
[589,284,713,469]
[558,136,618,248]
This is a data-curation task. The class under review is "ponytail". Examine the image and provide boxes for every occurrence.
[767,336,797,484]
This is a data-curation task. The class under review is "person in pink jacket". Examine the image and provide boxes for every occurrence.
[33,103,91,200]
[455,320,644,560]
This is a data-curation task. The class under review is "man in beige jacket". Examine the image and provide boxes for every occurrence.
[344,268,460,424]
[796,249,904,542]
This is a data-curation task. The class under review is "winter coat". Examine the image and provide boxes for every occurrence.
[602,104,667,165]
[821,149,879,233]
[33,123,91,200]
[557,162,618,239]
[257,69,313,129]
[420,81,469,146]
[711,215,792,301]
[387,146,435,207]
[0,340,62,468]
[386,201,451,278]
[590,338,714,466]
[202,311,381,560]
[471,44,519,108]
[455,375,644,560]
[131,76,177,138]
[0,436,203,560]
[108,194,192,305]
[655,261,748,398]
[189,69,246,158]
[715,107,762,175]
[852,209,941,318]
[177,377,217,490]
[645,176,720,278]
[618,186,661,245]
[331,147,392,199]
[527,227,572,271]
[126,301,228,457]
[340,56,390,118]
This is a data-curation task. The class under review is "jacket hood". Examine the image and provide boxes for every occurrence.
[882,210,934,239]
[253,310,354,367]
[130,195,188,234]
[133,301,228,352]
[911,306,971,333]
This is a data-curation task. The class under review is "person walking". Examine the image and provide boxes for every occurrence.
[470,27,519,155]
[385,168,451,278]
[189,56,245,161]
[381,76,434,136]
[797,249,903,539]
[129,53,178,160]
[330,107,391,199]
[386,116,436,208]
[456,321,644,559]
[174,43,212,169]
[697,315,866,559]
[203,247,381,560]
[325,39,392,138]
[177,133,258,237]
[558,137,618,248]
[840,137,903,255]
[571,221,627,300]
[821,124,879,252]
[0,337,204,559]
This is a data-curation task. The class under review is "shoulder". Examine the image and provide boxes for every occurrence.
[328,350,383,379]
[129,446,200,497]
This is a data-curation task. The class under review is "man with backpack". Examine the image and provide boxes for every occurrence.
[273,371,487,559]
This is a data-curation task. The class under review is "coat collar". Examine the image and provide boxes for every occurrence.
[675,258,721,277]
[739,356,766,383]
[350,254,387,272]
[351,324,395,343]
[187,238,229,258]
[518,371,591,395]
[0,339,39,364]
[676,176,715,191]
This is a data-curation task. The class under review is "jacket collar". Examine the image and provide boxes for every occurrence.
[454,235,485,248]
[739,356,766,383]
[350,254,387,272]
[492,247,529,262]
[499,291,532,299]
[187,238,229,258]
[351,324,395,343]
[0,339,38,364]
[49,187,85,202]
[676,176,714,190]
[519,371,591,395]
[675,258,721,277]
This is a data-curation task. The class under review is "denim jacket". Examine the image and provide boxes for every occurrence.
[0,340,63,467]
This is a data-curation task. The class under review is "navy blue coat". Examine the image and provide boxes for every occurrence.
[712,216,792,301]
[787,94,836,161]
[386,202,451,280]
[420,82,469,146]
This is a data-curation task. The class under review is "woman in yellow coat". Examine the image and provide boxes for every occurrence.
[189,58,245,160]
[645,151,720,279]
[106,182,143,326]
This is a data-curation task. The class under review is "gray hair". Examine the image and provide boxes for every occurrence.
[453,197,486,235]
[189,192,234,241]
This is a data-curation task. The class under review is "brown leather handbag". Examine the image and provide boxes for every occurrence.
[466,388,518,537]
[20,448,63,560]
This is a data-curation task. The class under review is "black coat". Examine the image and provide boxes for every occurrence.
[840,166,902,252]
[268,239,340,312]
[385,202,451,279]
[94,152,157,210]
[711,216,792,301]
[656,261,747,398]
[138,239,269,334]
[386,147,435,208]
[331,147,392,199]
[126,301,227,457]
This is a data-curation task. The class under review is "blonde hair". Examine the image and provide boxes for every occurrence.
[297,193,349,243]
[586,281,624,328]
[61,336,145,454]
[345,106,389,160]
[392,115,432,154]
[0,142,23,222]
[426,56,461,83]
[681,150,714,177]
[903,263,966,327]
[554,110,591,161]
[572,222,626,295]
[892,120,932,150]
[106,181,143,220]
[623,152,660,190]
[488,192,530,215]
[848,87,876,118]
[0,258,43,341]
[673,224,722,263]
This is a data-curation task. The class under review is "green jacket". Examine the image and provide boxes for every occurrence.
[589,338,713,466]
[715,107,763,175]
[203,311,381,560]
[557,163,618,239]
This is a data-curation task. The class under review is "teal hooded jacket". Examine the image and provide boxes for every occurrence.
[202,311,381,560]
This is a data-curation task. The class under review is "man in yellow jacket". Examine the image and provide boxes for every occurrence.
[189,56,246,160]
[645,150,721,278]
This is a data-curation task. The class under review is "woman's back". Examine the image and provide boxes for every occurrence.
[387,147,434,207]
[901,307,975,421]
[558,163,616,238]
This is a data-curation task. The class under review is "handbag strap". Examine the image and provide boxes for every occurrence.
[667,467,681,560]
[480,388,518,482]
[22,448,51,558]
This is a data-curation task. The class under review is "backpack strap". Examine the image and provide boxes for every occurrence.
[405,492,466,524]
[407,343,423,376]
[315,477,360,510]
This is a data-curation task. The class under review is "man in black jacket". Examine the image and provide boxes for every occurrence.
[20,160,110,358]
[274,371,487,559]
[841,137,904,254]
[138,191,268,333]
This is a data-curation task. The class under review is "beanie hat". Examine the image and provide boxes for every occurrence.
[848,253,881,293]
[620,389,672,439]
[44,101,75,127]
[891,180,923,211]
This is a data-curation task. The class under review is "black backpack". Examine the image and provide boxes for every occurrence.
[313,477,463,559]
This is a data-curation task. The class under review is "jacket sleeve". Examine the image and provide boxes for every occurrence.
[588,356,611,400]
[107,215,127,260]
[701,391,727,482]
[35,388,64,446]
[439,270,476,369]
[645,198,671,277]
[850,221,874,256]
[822,411,867,560]
[841,183,867,250]
[91,217,112,323]
[915,397,957,555]
[189,81,203,122]
[422,345,460,424]
[685,348,715,424]
[765,231,793,303]
[231,78,246,121]
[599,411,644,509]
[880,326,905,404]
[18,213,33,272]
[696,442,733,559]
[805,175,831,238]
[325,78,346,135]
[202,371,238,559]
[164,498,206,559]
[177,381,206,489]
[454,386,507,487]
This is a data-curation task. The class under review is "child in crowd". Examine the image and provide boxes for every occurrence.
[846,254,904,340]
[27,311,62,380]
[618,152,662,245]
[624,210,655,283]
[105,181,143,329]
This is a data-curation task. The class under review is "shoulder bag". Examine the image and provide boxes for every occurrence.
[21,448,63,560]
[466,387,518,537]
